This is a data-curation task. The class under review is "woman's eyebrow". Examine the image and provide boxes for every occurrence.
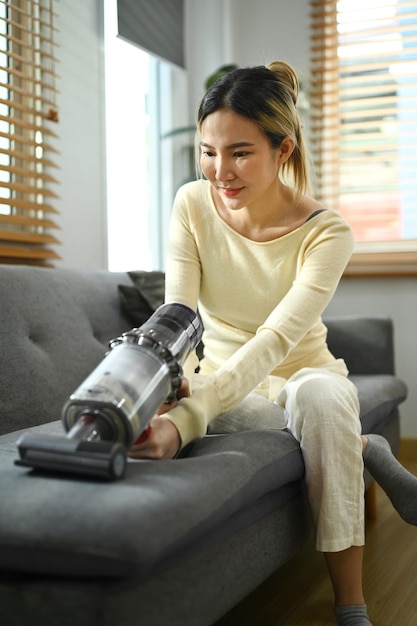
[199,141,255,149]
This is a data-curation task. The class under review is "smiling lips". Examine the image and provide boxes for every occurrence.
[219,187,243,197]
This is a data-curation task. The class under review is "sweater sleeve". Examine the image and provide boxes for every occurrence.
[164,187,354,447]
[164,184,202,311]
[164,184,202,388]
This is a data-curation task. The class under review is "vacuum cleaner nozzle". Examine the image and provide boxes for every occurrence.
[16,433,127,480]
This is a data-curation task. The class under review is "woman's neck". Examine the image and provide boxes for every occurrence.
[212,182,314,242]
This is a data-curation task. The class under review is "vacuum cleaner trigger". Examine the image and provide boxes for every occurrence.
[133,425,152,445]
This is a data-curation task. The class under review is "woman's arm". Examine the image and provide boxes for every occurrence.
[163,211,355,447]
[134,188,354,455]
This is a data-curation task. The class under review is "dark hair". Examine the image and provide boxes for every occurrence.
[196,61,309,199]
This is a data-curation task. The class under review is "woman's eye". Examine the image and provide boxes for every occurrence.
[234,151,249,158]
[201,150,215,157]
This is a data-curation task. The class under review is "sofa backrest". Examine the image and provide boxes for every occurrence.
[324,315,395,376]
[0,265,397,437]
[0,266,132,435]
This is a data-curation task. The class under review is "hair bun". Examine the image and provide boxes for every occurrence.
[267,60,299,106]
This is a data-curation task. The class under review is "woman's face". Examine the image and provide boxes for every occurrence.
[199,108,282,211]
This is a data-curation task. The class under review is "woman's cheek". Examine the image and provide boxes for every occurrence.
[201,155,217,179]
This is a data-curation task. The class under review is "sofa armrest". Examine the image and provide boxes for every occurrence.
[323,316,395,376]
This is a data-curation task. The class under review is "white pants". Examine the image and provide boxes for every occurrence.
[207,361,365,553]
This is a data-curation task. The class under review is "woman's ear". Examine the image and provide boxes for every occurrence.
[277,136,296,164]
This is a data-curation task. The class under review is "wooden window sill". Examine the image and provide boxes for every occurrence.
[344,250,417,277]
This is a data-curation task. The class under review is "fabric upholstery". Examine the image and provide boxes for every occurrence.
[0,265,408,626]
[118,270,165,326]
[0,423,304,579]
[0,267,132,435]
[351,374,407,434]
[325,316,395,375]
[0,368,406,580]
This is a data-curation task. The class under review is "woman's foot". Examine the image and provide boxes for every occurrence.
[334,604,372,625]
[362,434,417,525]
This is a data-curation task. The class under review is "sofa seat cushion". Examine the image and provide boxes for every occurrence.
[0,371,406,583]
[352,374,408,434]
[0,422,304,582]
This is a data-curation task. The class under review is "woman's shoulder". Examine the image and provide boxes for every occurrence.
[169,180,214,238]
[175,179,211,203]
[300,195,351,229]
[315,206,352,232]
[173,180,214,228]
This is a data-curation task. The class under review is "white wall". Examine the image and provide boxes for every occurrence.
[185,0,312,126]
[55,0,108,269]
[55,0,416,436]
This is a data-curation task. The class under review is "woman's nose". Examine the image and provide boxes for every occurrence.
[215,157,235,182]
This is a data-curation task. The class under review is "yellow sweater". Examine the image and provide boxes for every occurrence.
[165,180,354,447]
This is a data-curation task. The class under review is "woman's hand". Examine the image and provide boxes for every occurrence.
[127,415,182,460]
[127,377,190,460]
[157,377,190,415]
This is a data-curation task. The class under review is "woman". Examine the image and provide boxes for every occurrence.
[129,61,416,625]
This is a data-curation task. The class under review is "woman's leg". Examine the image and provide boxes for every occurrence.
[362,434,417,525]
[325,547,365,606]
[207,391,286,433]
[209,375,372,623]
[279,368,371,624]
[327,547,373,625]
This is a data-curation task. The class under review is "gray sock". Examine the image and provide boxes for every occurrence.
[334,604,372,625]
[363,434,417,526]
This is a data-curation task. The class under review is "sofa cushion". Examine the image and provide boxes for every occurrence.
[0,423,304,581]
[0,267,133,435]
[351,374,408,434]
[0,365,407,583]
[118,270,165,326]
[325,316,395,375]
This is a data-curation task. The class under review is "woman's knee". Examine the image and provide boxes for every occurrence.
[280,371,360,439]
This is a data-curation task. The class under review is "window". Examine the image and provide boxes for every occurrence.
[310,0,417,275]
[0,0,59,266]
[104,0,188,272]
[104,0,153,271]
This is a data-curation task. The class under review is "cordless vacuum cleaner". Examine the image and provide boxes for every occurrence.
[15,303,202,481]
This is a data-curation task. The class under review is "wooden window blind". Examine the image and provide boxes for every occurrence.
[0,0,60,266]
[310,0,417,276]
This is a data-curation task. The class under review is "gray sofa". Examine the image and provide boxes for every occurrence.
[0,266,408,626]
